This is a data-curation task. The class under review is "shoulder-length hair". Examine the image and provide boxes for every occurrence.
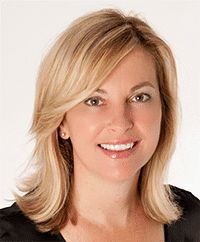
[15,8,182,233]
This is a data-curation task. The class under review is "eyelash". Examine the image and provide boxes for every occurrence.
[84,93,151,107]
[130,93,151,103]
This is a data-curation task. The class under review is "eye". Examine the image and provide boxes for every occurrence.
[84,97,104,106]
[130,93,151,103]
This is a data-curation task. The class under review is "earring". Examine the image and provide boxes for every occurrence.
[61,132,65,138]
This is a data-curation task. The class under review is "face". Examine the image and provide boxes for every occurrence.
[61,48,162,182]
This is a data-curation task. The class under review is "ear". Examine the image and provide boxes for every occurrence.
[59,116,70,140]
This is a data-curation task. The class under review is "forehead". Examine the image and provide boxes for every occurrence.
[97,48,158,91]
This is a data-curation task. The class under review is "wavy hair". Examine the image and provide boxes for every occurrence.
[14,8,182,233]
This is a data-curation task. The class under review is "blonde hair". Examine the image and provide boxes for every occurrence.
[15,8,182,233]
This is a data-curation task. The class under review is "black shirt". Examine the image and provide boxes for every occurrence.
[0,186,200,242]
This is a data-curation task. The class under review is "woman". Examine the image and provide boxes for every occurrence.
[0,8,200,242]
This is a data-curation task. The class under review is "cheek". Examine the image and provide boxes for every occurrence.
[137,105,162,139]
[66,109,105,142]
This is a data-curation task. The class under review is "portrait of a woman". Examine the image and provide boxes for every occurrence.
[0,8,200,242]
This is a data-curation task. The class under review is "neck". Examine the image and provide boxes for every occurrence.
[70,163,141,228]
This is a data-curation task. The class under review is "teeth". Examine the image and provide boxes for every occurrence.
[99,142,135,151]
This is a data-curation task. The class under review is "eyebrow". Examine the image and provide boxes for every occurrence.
[94,81,156,94]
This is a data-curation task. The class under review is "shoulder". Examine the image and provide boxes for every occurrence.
[170,185,200,220]
[0,202,60,241]
[166,185,200,241]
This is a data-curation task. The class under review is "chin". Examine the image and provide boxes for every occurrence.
[101,167,141,183]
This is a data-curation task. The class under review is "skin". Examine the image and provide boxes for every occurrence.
[60,47,163,240]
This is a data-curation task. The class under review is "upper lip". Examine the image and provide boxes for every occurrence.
[98,138,139,145]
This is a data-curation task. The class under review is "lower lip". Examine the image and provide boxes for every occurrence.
[98,142,139,159]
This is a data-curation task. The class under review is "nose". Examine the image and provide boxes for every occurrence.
[106,105,134,134]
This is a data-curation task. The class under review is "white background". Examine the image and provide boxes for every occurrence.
[1,0,200,208]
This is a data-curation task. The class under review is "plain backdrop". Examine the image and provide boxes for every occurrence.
[1,0,200,208]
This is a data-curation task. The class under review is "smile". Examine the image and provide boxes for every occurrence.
[97,141,139,159]
[98,142,135,151]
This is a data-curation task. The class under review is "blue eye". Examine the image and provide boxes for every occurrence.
[131,93,151,103]
[84,97,104,106]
